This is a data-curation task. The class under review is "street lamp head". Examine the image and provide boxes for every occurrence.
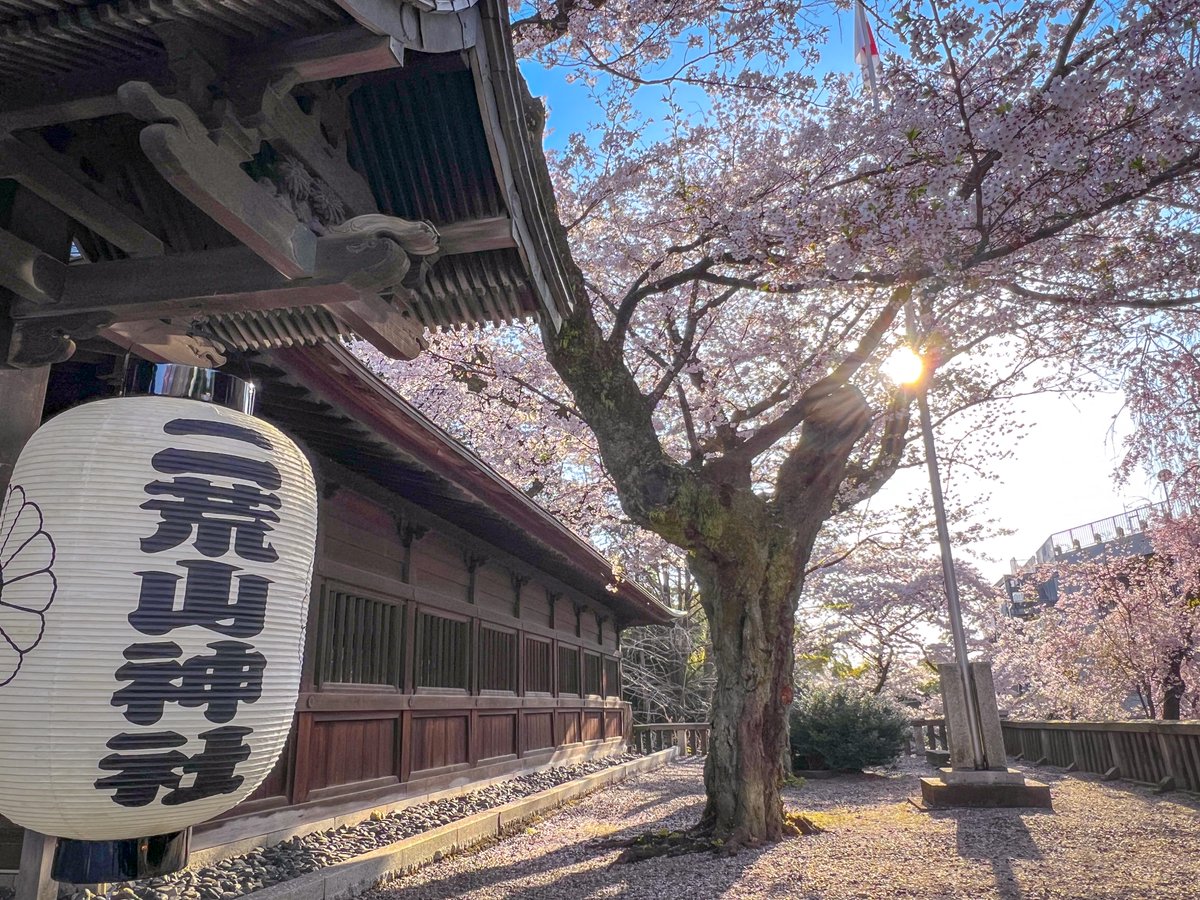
[881,346,925,386]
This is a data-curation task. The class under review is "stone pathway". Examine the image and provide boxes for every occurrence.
[364,756,1200,900]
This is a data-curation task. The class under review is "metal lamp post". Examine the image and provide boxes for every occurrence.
[914,380,988,770]
[884,326,1053,807]
[883,344,987,771]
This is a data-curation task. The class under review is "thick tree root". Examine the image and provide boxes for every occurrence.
[783,812,824,837]
[607,814,824,863]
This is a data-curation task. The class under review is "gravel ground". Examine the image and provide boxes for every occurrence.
[66,754,641,900]
[364,756,1200,900]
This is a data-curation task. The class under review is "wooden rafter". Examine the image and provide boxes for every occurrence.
[0,137,164,258]
[0,58,167,132]
[0,23,399,132]
[243,25,404,84]
[11,235,411,323]
[119,81,318,279]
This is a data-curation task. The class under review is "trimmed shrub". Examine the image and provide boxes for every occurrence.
[789,684,909,771]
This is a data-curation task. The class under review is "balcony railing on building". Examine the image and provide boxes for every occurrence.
[1027,500,1176,566]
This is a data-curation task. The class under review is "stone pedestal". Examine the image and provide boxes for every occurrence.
[922,661,1052,809]
[938,661,1007,770]
[920,771,1053,809]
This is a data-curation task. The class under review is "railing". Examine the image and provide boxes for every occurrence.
[631,722,710,756]
[1002,720,1200,792]
[907,718,948,757]
[1030,500,1174,565]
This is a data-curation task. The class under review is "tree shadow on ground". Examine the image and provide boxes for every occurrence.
[615,786,703,820]
[928,808,1045,900]
[1017,762,1200,812]
[376,799,772,900]
[794,768,922,811]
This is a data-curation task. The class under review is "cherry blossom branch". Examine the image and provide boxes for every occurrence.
[511,0,611,46]
[839,387,915,508]
[1004,282,1200,312]
[734,285,910,462]
[1045,0,1099,88]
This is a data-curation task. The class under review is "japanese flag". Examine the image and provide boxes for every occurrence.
[854,1,882,86]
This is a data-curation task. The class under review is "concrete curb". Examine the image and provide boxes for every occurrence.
[244,749,679,900]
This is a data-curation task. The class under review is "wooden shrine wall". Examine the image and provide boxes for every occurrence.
[202,482,628,833]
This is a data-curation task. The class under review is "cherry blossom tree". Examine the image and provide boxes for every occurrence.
[798,544,998,704]
[621,559,716,723]
[994,516,1200,720]
[365,1,1200,846]
[1119,324,1200,510]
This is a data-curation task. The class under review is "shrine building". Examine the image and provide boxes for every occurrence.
[0,0,672,890]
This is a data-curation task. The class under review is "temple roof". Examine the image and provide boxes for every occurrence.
[0,0,573,366]
[1,0,656,623]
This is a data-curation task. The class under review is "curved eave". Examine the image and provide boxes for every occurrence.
[468,0,578,330]
[264,343,674,626]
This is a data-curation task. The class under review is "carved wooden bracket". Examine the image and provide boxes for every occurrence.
[399,521,429,547]
[4,312,112,369]
[101,321,227,369]
[149,17,378,224]
[242,79,378,220]
[7,213,436,364]
[398,519,429,584]
[119,80,318,279]
[511,573,530,619]
[0,226,64,309]
[328,214,440,257]
[463,551,489,604]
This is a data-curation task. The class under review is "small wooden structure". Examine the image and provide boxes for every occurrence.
[0,0,674,891]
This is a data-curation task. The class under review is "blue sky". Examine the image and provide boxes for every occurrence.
[520,1,865,152]
[882,390,1158,578]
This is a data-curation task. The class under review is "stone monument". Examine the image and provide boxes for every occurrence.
[919,660,1052,808]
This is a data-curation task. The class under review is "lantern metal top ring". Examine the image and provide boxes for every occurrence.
[123,362,257,415]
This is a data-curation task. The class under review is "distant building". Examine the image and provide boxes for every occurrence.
[998,502,1169,617]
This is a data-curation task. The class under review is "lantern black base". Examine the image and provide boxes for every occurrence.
[52,830,190,884]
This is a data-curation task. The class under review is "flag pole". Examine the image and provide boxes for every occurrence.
[855,0,881,113]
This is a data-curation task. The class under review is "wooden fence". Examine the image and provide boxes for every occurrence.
[635,717,1200,795]
[631,723,710,756]
[1001,720,1200,792]
[633,720,944,761]
[907,718,948,757]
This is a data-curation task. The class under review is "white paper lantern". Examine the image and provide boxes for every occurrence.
[0,371,316,846]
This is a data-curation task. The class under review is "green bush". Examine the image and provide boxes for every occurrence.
[788,685,909,771]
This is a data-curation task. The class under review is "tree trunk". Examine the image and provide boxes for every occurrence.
[691,534,801,846]
[537,285,872,848]
[1162,651,1186,721]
